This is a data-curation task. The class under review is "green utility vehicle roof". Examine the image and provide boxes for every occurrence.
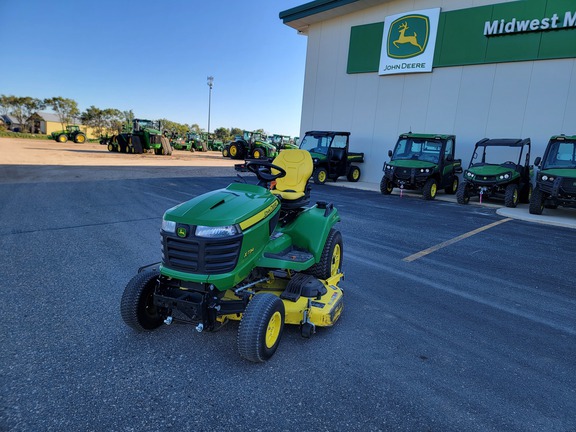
[551,134,576,140]
[399,133,455,140]
[475,138,530,147]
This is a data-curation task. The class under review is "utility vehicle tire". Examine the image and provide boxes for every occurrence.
[422,178,438,200]
[252,148,265,159]
[306,229,343,280]
[456,182,470,204]
[504,184,519,208]
[222,147,229,157]
[313,168,328,185]
[237,294,285,363]
[347,166,361,182]
[380,177,393,195]
[57,134,68,143]
[529,186,544,214]
[120,270,163,331]
[444,176,459,194]
[74,133,86,143]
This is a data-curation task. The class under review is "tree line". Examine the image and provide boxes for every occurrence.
[0,94,267,142]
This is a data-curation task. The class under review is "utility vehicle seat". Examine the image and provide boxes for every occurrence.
[271,150,313,203]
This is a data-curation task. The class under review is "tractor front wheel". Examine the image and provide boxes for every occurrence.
[222,147,229,157]
[504,184,519,208]
[422,178,438,200]
[57,134,68,143]
[252,148,265,159]
[313,168,328,185]
[120,270,163,331]
[237,294,285,363]
[306,229,343,279]
[380,177,393,195]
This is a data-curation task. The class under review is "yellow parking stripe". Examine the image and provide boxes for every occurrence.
[403,218,513,262]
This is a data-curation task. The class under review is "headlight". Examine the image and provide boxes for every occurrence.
[426,169,430,173]
[504,174,510,179]
[466,172,474,178]
[195,225,240,238]
[313,158,319,164]
[542,175,548,181]
[162,219,176,233]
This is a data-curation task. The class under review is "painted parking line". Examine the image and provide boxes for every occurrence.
[403,218,513,262]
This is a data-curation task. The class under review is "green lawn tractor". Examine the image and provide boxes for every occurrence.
[381,133,461,199]
[299,131,364,184]
[529,134,576,214]
[50,125,87,144]
[457,138,532,207]
[120,149,344,362]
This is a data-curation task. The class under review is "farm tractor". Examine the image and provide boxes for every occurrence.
[50,125,87,144]
[106,119,172,155]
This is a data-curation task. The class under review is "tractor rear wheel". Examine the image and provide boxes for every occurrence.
[306,229,343,279]
[74,133,86,143]
[120,270,163,331]
[229,143,241,159]
[237,294,285,362]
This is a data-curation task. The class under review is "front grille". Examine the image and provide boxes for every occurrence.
[561,178,576,194]
[395,168,413,180]
[474,175,496,183]
[162,230,242,274]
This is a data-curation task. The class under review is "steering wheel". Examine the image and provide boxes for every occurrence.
[246,160,286,182]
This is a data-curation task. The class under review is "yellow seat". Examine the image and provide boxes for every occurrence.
[271,150,313,201]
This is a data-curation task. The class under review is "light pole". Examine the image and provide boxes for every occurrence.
[207,76,214,135]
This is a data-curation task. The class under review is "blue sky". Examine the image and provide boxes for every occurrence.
[0,0,307,137]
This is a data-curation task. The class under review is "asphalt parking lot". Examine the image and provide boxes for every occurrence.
[1,138,575,431]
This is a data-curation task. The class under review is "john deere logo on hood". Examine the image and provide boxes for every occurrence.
[177,227,187,238]
[388,15,429,59]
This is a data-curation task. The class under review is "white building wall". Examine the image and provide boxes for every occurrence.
[299,0,576,183]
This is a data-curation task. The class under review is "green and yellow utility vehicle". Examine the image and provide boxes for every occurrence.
[49,125,87,143]
[530,134,576,214]
[107,119,172,155]
[457,138,532,207]
[299,131,364,184]
[381,133,461,199]
[120,149,344,362]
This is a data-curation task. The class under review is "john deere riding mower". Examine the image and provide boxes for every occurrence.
[120,149,344,362]
[457,138,532,207]
[529,134,576,214]
[50,125,87,143]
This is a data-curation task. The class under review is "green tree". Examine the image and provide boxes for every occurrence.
[44,97,79,129]
[230,127,243,140]
[2,95,46,132]
[81,106,123,138]
[214,127,230,141]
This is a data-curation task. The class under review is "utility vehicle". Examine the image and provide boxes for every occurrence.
[120,149,344,362]
[299,131,364,184]
[457,138,532,207]
[380,133,461,199]
[529,134,576,214]
[49,125,86,143]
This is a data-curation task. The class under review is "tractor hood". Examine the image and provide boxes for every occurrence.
[468,164,511,176]
[163,183,278,228]
[388,159,436,169]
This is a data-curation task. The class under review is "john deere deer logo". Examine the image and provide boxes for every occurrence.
[387,14,430,59]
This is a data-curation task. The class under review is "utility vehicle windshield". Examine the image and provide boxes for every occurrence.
[542,140,576,169]
[299,134,333,155]
[472,145,524,166]
[392,138,443,163]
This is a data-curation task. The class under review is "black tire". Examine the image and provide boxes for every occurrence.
[306,229,343,279]
[222,147,229,157]
[529,185,544,215]
[107,143,115,152]
[444,176,459,194]
[57,134,68,143]
[229,143,242,159]
[422,178,438,200]
[456,181,470,204]
[347,166,361,182]
[237,294,285,363]
[380,176,393,195]
[504,183,519,208]
[520,183,532,204]
[313,168,328,185]
[252,148,265,159]
[120,270,163,331]
[74,133,86,143]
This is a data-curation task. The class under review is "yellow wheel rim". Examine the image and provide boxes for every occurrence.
[254,150,261,159]
[77,135,85,143]
[265,311,282,349]
[431,183,437,197]
[453,179,458,191]
[58,135,66,142]
[513,189,518,203]
[230,146,237,157]
[352,169,360,180]
[318,170,327,182]
[331,243,341,276]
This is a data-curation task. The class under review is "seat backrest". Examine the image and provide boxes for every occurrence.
[272,150,313,195]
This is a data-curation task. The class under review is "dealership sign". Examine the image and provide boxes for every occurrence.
[484,10,576,36]
[379,8,440,75]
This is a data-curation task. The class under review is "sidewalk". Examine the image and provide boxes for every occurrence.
[327,180,576,230]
